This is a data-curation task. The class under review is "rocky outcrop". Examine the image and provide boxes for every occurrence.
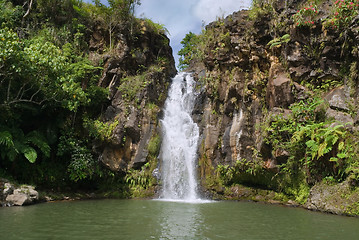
[93,23,176,172]
[1,179,39,207]
[187,0,359,215]
[305,181,359,216]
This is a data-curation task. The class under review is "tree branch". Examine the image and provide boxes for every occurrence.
[23,0,33,19]
[7,79,11,102]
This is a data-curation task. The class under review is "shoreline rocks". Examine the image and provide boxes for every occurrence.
[1,179,39,207]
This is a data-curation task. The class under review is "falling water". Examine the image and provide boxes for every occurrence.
[159,72,200,201]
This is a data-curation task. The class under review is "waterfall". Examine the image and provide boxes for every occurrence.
[159,72,200,201]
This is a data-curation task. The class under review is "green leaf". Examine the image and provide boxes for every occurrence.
[338,141,344,151]
[306,140,318,150]
[26,131,51,158]
[317,142,328,159]
[337,153,347,159]
[0,131,14,148]
[23,147,37,163]
[280,34,291,43]
[7,149,17,162]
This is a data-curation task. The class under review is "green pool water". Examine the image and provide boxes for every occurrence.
[0,199,358,239]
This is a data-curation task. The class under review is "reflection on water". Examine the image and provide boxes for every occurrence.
[157,201,205,240]
[1,199,359,240]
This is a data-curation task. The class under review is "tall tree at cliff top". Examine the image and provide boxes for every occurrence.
[93,0,141,49]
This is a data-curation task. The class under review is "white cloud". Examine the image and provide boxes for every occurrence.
[136,0,201,65]
[193,0,252,24]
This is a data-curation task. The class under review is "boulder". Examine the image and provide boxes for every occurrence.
[325,86,351,112]
[5,185,38,206]
[266,72,294,108]
[101,145,130,172]
[6,193,31,206]
[305,181,359,216]
[265,60,309,109]
[3,182,13,196]
[326,108,353,126]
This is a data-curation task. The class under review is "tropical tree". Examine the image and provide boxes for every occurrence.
[93,0,141,49]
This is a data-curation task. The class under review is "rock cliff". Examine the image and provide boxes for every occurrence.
[185,0,359,215]
[92,20,177,173]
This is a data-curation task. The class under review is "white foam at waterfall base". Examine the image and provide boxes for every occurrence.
[159,72,209,203]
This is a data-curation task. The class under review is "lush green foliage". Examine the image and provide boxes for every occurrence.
[265,97,358,184]
[57,135,97,182]
[0,0,170,196]
[0,0,119,187]
[0,0,23,28]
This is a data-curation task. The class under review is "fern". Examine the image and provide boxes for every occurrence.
[26,131,51,158]
[23,147,37,163]
[0,131,14,148]
[267,34,291,49]
[0,127,50,163]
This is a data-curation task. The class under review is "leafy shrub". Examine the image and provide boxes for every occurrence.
[0,0,23,28]
[291,123,351,181]
[125,162,156,191]
[143,18,169,35]
[57,135,96,182]
[293,4,318,27]
[324,0,359,29]
[147,134,160,157]
[264,96,358,184]
[83,117,118,142]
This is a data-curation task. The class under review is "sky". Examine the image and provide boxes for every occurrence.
[84,0,252,67]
